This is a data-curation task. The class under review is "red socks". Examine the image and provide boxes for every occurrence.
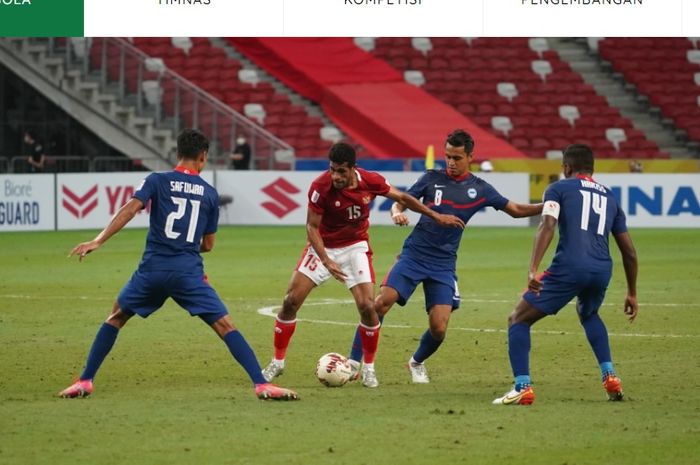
[358,322,381,364]
[273,318,297,360]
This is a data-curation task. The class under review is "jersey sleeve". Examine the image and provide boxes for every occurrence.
[405,172,430,199]
[133,173,157,206]
[363,171,391,196]
[483,181,509,210]
[205,191,219,235]
[307,182,325,214]
[610,200,628,235]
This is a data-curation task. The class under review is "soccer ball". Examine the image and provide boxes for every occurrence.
[315,352,353,387]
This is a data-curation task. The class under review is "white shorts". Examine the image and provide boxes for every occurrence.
[296,241,374,289]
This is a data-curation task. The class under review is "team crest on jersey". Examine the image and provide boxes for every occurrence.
[467,188,477,199]
[362,196,371,204]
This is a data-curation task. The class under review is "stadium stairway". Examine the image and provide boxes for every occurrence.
[371,37,670,159]
[551,38,692,158]
[228,38,525,160]
[0,38,175,170]
[595,38,700,157]
[126,37,354,159]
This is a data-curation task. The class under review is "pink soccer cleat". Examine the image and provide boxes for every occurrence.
[58,379,94,398]
[255,383,299,401]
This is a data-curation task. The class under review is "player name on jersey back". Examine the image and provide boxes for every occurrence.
[170,180,204,196]
[579,179,607,194]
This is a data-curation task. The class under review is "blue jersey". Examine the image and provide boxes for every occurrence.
[401,170,509,266]
[132,168,219,272]
[544,175,627,274]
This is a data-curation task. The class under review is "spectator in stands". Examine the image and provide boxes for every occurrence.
[24,130,46,173]
[230,136,251,170]
[628,160,643,173]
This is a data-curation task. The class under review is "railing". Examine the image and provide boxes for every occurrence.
[44,37,295,169]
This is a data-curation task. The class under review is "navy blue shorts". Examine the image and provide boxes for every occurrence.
[117,270,228,325]
[382,255,460,312]
[523,269,611,318]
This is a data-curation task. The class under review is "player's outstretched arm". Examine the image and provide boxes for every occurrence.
[69,198,144,261]
[527,215,557,294]
[503,201,543,218]
[389,202,410,226]
[305,208,347,282]
[386,186,464,229]
[613,231,639,322]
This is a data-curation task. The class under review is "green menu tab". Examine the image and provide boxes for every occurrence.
[0,0,83,37]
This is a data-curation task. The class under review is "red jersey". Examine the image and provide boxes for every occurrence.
[307,168,391,248]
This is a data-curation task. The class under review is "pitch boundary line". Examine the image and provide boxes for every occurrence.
[256,299,700,339]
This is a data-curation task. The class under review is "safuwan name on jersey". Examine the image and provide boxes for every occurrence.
[170,181,204,196]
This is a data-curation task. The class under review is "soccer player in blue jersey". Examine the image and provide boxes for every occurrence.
[348,129,543,383]
[59,129,298,401]
[493,144,638,405]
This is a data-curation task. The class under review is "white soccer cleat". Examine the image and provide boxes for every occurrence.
[361,365,379,388]
[492,385,535,405]
[407,360,430,384]
[348,359,361,382]
[261,360,284,382]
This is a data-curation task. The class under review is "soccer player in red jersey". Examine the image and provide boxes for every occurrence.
[262,142,464,388]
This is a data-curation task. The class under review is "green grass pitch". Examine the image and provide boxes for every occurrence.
[1,226,699,465]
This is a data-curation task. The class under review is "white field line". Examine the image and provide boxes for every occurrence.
[256,299,700,339]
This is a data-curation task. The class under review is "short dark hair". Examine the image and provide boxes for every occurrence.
[328,142,356,167]
[446,129,475,154]
[177,129,209,160]
[563,144,594,174]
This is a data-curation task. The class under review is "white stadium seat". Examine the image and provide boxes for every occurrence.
[171,37,193,55]
[411,38,432,56]
[529,38,549,58]
[491,116,513,137]
[320,126,343,142]
[559,105,581,127]
[238,69,261,87]
[244,103,266,125]
[497,82,518,102]
[532,60,553,82]
[354,37,376,52]
[606,128,627,151]
[404,70,426,87]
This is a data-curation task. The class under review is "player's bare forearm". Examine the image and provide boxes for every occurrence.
[614,232,638,297]
[94,198,143,245]
[390,202,410,226]
[504,201,543,218]
[388,188,464,228]
[529,215,556,274]
[70,198,142,261]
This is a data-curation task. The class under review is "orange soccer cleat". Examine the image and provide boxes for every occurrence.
[603,374,624,401]
[58,379,94,398]
[255,383,299,401]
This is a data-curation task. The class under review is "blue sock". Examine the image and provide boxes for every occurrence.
[223,330,266,385]
[508,323,531,388]
[412,329,443,363]
[80,323,119,380]
[349,314,383,362]
[515,375,531,391]
[599,362,615,379]
[580,314,614,378]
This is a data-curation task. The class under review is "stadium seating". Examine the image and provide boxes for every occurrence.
[90,38,349,158]
[371,37,667,159]
[598,38,700,147]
